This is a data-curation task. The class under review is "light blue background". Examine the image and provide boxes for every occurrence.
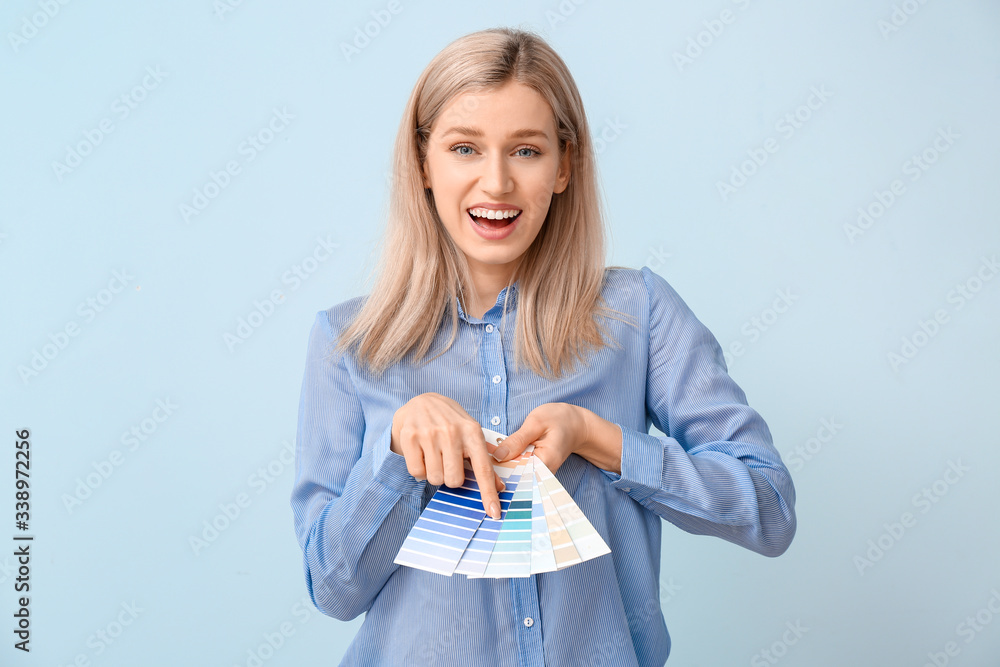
[2,1,999,665]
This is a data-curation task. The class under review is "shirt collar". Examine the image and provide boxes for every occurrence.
[454,281,519,323]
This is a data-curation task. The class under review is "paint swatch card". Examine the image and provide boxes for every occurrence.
[454,449,529,577]
[392,458,488,575]
[394,426,610,578]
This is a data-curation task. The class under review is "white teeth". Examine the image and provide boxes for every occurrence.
[468,207,521,219]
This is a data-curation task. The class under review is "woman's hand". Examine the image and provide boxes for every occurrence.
[390,392,506,519]
[498,403,624,474]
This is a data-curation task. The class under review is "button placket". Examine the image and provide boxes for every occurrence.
[483,318,507,434]
[512,576,544,663]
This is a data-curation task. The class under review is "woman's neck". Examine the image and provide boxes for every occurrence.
[464,267,515,320]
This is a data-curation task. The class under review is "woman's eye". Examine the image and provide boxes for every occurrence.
[453,145,474,156]
[516,147,540,157]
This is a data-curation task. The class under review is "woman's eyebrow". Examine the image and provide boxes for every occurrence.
[441,125,550,141]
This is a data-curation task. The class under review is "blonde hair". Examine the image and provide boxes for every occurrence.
[335,26,637,380]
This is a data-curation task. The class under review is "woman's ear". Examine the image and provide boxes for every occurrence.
[421,159,431,189]
[553,144,572,194]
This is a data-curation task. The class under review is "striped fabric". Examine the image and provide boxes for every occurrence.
[290,266,797,667]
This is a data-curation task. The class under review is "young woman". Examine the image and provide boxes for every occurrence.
[291,26,796,667]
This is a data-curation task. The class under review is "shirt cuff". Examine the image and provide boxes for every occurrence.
[604,424,667,504]
[371,424,426,501]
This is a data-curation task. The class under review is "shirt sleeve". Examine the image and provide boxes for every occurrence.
[599,267,797,557]
[290,309,427,620]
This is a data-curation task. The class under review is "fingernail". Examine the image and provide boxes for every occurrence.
[492,445,510,461]
[490,501,500,519]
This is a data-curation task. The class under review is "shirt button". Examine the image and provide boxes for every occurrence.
[485,324,494,333]
[492,375,502,384]
[622,487,631,492]
[491,416,501,426]
[523,617,534,628]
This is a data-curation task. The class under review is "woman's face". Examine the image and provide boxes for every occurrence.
[421,80,571,289]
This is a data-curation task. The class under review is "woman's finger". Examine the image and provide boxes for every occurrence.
[441,435,467,488]
[494,470,506,494]
[467,440,502,520]
[421,434,445,486]
[400,434,427,481]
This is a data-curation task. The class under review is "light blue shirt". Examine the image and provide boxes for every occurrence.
[290,266,796,667]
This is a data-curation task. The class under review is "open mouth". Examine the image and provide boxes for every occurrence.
[467,208,522,229]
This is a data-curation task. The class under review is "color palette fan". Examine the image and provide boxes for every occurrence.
[393,427,611,578]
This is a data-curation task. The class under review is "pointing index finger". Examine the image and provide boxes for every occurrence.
[468,437,502,520]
